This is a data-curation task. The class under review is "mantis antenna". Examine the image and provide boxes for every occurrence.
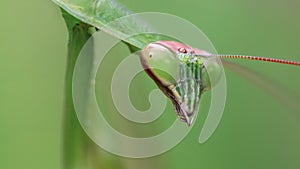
[215,54,300,66]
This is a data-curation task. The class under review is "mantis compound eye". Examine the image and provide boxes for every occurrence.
[178,47,187,53]
[140,43,179,88]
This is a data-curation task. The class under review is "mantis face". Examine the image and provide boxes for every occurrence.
[141,41,223,125]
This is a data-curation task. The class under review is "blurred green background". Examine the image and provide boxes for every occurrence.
[0,0,300,169]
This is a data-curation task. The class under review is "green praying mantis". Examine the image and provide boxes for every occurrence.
[52,0,300,126]
[141,41,300,125]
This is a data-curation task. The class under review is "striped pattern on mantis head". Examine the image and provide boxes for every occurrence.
[140,41,223,125]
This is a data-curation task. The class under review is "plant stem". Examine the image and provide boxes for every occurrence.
[62,9,124,169]
[61,8,165,169]
[62,12,91,169]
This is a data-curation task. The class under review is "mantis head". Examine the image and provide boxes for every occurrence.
[140,41,223,125]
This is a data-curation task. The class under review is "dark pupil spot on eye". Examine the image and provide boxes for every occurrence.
[178,48,187,53]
